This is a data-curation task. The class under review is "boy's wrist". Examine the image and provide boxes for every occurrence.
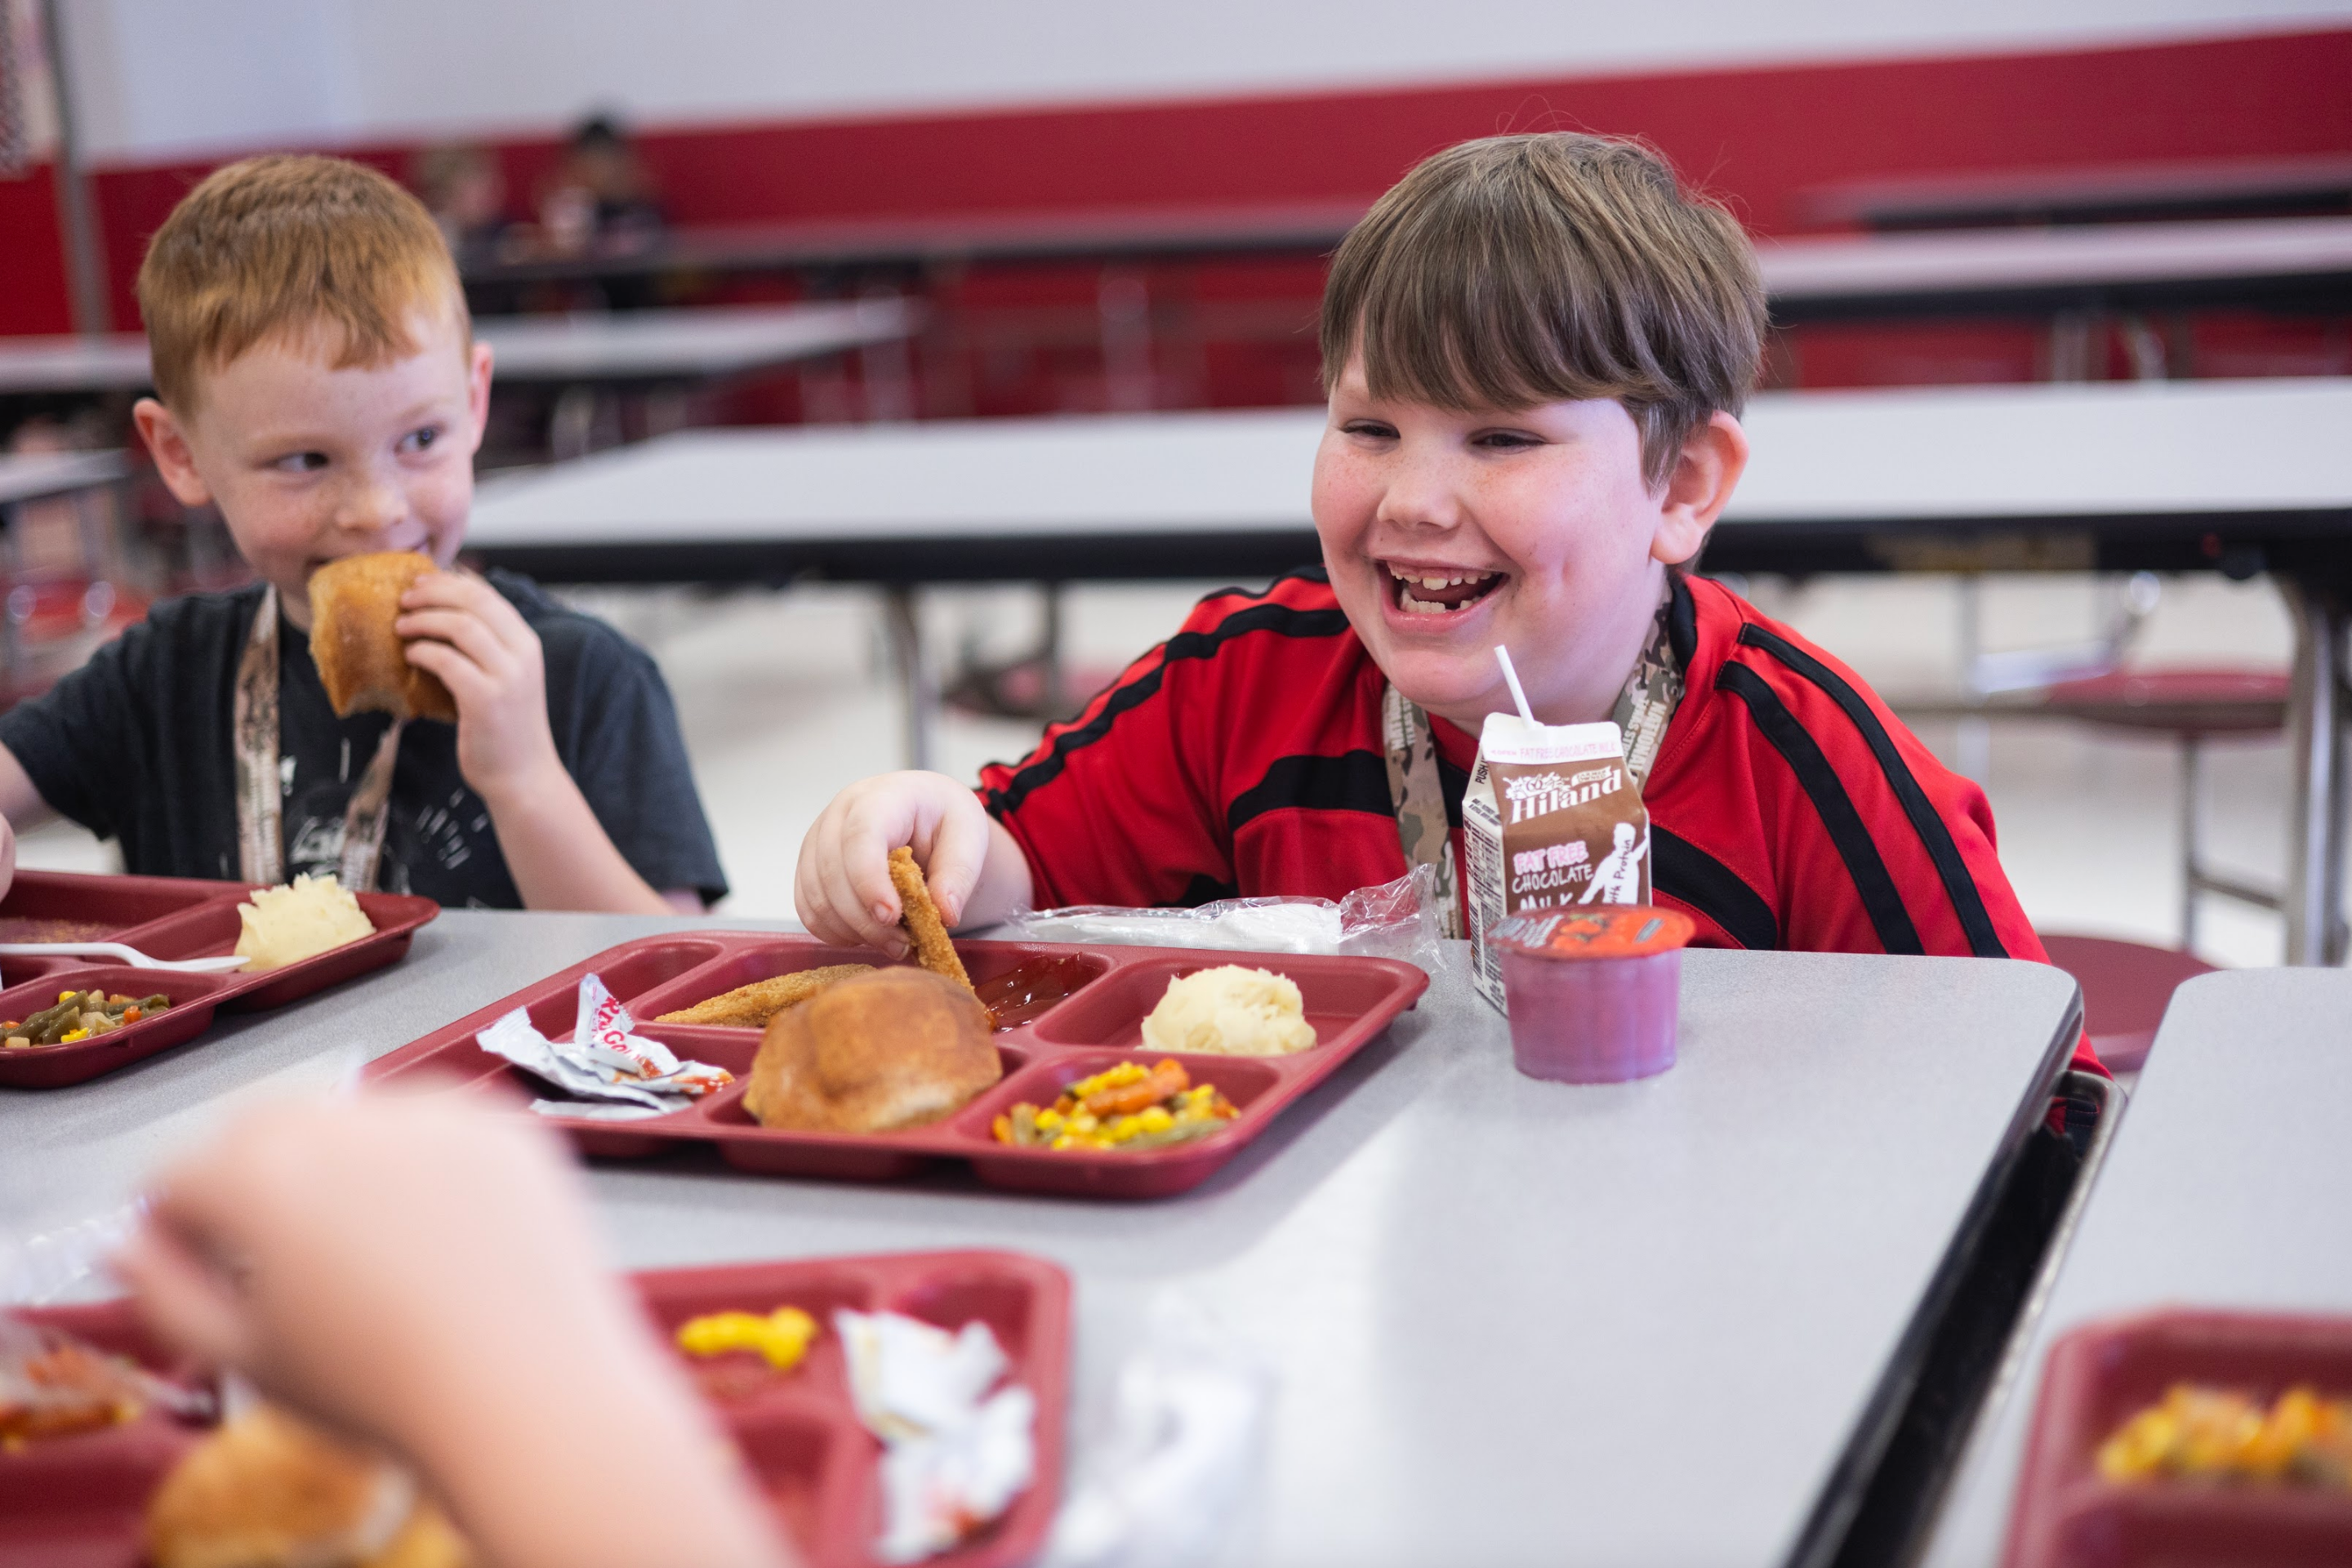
[470,753,573,818]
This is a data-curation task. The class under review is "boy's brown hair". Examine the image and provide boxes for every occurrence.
[137,154,467,412]
[1321,132,1766,488]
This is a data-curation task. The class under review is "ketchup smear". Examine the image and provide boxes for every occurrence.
[975,955,1094,1031]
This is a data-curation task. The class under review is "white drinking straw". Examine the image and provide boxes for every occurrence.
[1494,645,1537,724]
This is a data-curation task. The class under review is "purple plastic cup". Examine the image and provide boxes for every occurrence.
[1489,906,1694,1084]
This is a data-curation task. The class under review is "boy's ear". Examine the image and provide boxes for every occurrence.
[131,398,214,509]
[464,340,493,456]
[1652,412,1749,568]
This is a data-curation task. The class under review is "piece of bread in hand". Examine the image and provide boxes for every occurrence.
[144,1404,470,1568]
[887,847,973,991]
[309,552,459,724]
[744,966,1000,1134]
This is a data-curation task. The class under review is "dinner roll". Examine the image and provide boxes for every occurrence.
[308,552,458,723]
[744,967,1000,1134]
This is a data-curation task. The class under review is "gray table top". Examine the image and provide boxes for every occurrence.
[464,379,2352,559]
[0,911,2079,1567]
[0,449,129,509]
[1757,215,2352,303]
[0,301,915,397]
[1922,967,2352,1568]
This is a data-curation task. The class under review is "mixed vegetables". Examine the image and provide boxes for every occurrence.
[1,989,171,1049]
[992,1058,1240,1152]
[2099,1383,2352,1490]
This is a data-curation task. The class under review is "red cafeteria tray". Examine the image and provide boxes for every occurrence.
[0,870,438,1089]
[2003,1309,2352,1568]
[365,930,1429,1198]
[0,1249,1069,1568]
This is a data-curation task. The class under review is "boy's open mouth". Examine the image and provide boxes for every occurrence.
[1386,563,1504,617]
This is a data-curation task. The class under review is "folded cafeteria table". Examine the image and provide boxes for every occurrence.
[0,299,917,396]
[0,912,2085,1567]
[461,203,2352,323]
[1920,968,2352,1566]
[464,377,2352,962]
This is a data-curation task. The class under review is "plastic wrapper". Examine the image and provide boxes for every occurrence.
[0,1311,212,1445]
[1007,866,1445,974]
[1041,1294,1273,1568]
[477,972,733,1120]
[836,1308,1038,1563]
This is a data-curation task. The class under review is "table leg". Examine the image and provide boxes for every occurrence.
[1040,583,1067,720]
[2279,578,2348,966]
[883,586,936,773]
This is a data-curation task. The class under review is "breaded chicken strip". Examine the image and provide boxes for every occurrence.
[656,963,874,1027]
[889,846,973,991]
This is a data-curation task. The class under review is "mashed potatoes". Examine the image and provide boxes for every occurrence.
[233,874,376,973]
[1138,965,1316,1056]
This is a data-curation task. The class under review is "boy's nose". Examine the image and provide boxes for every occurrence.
[333,474,409,534]
[1374,447,1467,532]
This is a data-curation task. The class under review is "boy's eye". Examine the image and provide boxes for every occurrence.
[273,452,329,474]
[399,425,440,455]
[1473,430,1544,450]
[1341,419,1399,440]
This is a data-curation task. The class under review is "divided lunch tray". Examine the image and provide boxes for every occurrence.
[0,1248,1070,1568]
[2004,1310,2352,1567]
[365,930,1429,1199]
[0,871,439,1089]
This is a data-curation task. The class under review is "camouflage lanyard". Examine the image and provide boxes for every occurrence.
[232,585,404,891]
[1383,593,1685,938]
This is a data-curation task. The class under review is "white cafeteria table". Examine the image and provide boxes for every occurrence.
[1920,967,2352,1566]
[464,378,2352,962]
[0,299,916,395]
[0,911,2087,1568]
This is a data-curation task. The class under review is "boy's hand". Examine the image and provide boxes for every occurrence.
[113,1089,633,1453]
[795,771,1001,956]
[114,1089,795,1568]
[395,571,562,805]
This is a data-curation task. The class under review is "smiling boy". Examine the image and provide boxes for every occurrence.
[0,156,724,911]
[795,136,2078,1055]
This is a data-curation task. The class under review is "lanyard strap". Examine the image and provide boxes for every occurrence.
[232,586,404,892]
[1382,591,1686,939]
[1382,684,1463,938]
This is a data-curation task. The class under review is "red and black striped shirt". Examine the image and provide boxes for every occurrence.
[979,571,2096,1071]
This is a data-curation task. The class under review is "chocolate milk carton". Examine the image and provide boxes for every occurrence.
[1462,715,1650,1012]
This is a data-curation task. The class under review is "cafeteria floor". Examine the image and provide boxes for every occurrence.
[16,571,2300,969]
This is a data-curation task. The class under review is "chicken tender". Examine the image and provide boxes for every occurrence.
[655,964,874,1027]
[889,847,973,991]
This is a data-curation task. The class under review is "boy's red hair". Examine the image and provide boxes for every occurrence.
[137,154,467,412]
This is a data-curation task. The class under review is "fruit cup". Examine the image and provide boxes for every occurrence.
[1488,906,1693,1084]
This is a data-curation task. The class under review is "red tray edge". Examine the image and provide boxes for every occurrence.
[2002,1307,2352,1567]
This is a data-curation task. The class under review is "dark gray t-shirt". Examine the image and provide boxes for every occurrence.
[0,572,728,908]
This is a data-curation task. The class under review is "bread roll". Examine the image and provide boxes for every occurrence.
[308,553,458,723]
[744,967,1000,1134]
[144,1405,470,1568]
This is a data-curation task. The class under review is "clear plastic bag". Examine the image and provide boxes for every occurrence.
[1040,1294,1272,1568]
[1005,865,1444,974]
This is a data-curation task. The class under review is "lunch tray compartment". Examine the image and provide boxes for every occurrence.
[1,1250,1069,1568]
[2003,1310,2352,1567]
[365,931,1428,1198]
[0,871,439,1089]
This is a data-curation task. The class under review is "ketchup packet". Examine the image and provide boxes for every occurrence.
[1462,715,1650,1013]
[478,973,733,1120]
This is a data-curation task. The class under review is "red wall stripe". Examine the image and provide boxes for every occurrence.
[2,27,2348,338]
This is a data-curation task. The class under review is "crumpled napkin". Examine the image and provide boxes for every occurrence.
[836,1309,1037,1563]
[477,973,733,1121]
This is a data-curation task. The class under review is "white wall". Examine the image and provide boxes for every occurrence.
[59,0,2352,165]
